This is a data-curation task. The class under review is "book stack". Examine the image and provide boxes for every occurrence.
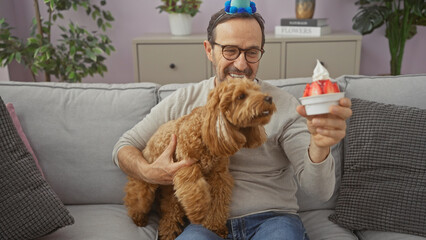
[275,18,331,37]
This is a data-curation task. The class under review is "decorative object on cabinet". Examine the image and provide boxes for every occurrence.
[275,25,331,37]
[0,1,115,82]
[132,33,361,84]
[168,13,193,35]
[156,0,203,36]
[280,18,328,27]
[296,0,315,19]
[352,0,426,75]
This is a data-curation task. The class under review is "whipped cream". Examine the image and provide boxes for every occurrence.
[312,59,330,81]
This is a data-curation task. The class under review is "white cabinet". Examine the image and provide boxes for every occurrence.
[133,32,362,83]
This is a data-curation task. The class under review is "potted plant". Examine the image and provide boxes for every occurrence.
[352,0,426,75]
[0,0,115,82]
[157,0,202,36]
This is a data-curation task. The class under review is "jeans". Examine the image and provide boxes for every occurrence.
[175,211,310,240]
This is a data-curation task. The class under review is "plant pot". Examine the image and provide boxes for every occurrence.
[168,13,193,36]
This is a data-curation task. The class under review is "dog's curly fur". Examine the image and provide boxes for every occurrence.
[124,79,276,240]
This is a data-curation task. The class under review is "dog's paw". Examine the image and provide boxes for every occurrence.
[216,228,229,238]
[130,213,149,227]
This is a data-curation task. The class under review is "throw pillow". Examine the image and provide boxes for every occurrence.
[6,102,44,177]
[0,97,74,239]
[329,98,426,237]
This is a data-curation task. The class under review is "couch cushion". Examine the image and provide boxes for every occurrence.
[264,77,310,99]
[158,82,193,102]
[337,74,426,109]
[0,81,159,204]
[329,98,426,237]
[300,210,358,240]
[0,97,74,239]
[356,230,426,240]
[38,205,159,240]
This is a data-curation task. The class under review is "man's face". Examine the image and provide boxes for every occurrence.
[204,18,263,84]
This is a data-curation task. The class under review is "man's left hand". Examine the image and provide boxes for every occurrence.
[296,97,352,162]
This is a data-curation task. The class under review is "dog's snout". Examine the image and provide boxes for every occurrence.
[264,96,273,104]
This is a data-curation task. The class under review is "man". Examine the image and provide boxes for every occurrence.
[113,7,352,240]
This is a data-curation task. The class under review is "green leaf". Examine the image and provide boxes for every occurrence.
[92,47,103,54]
[15,52,21,63]
[102,11,114,21]
[6,53,14,64]
[70,46,76,56]
[68,71,75,79]
[97,18,103,28]
[352,6,386,34]
[86,50,97,61]
[31,65,38,74]
[27,37,39,44]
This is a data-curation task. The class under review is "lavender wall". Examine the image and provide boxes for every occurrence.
[1,0,425,83]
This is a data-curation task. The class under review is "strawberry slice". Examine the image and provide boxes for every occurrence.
[309,82,323,96]
[333,82,340,92]
[302,80,340,97]
[323,80,339,93]
[303,84,310,97]
[317,79,328,88]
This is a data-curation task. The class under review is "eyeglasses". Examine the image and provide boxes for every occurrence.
[212,42,265,63]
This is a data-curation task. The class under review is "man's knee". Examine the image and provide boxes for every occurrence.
[176,224,224,240]
[254,214,308,240]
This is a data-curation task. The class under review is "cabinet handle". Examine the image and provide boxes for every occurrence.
[169,63,176,69]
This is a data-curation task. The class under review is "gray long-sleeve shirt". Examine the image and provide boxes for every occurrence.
[112,77,335,219]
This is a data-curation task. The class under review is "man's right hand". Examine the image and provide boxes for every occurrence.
[118,134,196,185]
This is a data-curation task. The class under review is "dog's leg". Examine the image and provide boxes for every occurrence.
[158,186,185,240]
[202,161,233,238]
[173,164,211,224]
[124,177,158,227]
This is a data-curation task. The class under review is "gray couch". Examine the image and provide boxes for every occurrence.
[0,74,425,240]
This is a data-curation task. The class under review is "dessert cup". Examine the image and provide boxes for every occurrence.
[299,92,345,115]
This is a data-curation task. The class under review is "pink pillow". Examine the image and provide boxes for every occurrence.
[6,103,45,178]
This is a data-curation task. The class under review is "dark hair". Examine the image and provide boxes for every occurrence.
[207,9,266,48]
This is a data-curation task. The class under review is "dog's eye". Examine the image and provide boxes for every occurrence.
[237,93,246,100]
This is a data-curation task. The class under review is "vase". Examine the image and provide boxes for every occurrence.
[168,13,193,36]
[296,0,315,19]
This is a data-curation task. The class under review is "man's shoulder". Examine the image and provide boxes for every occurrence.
[258,79,296,100]
[156,77,215,118]
[160,77,214,102]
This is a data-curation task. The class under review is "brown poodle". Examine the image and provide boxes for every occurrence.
[124,79,276,240]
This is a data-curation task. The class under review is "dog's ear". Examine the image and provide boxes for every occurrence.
[240,126,267,148]
[202,84,246,157]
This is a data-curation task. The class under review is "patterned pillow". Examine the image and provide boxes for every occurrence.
[6,102,44,177]
[0,97,74,239]
[329,98,426,237]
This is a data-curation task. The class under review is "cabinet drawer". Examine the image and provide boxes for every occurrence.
[136,43,209,84]
[285,41,358,78]
[257,42,281,80]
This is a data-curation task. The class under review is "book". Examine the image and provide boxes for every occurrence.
[280,18,328,27]
[274,25,331,37]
